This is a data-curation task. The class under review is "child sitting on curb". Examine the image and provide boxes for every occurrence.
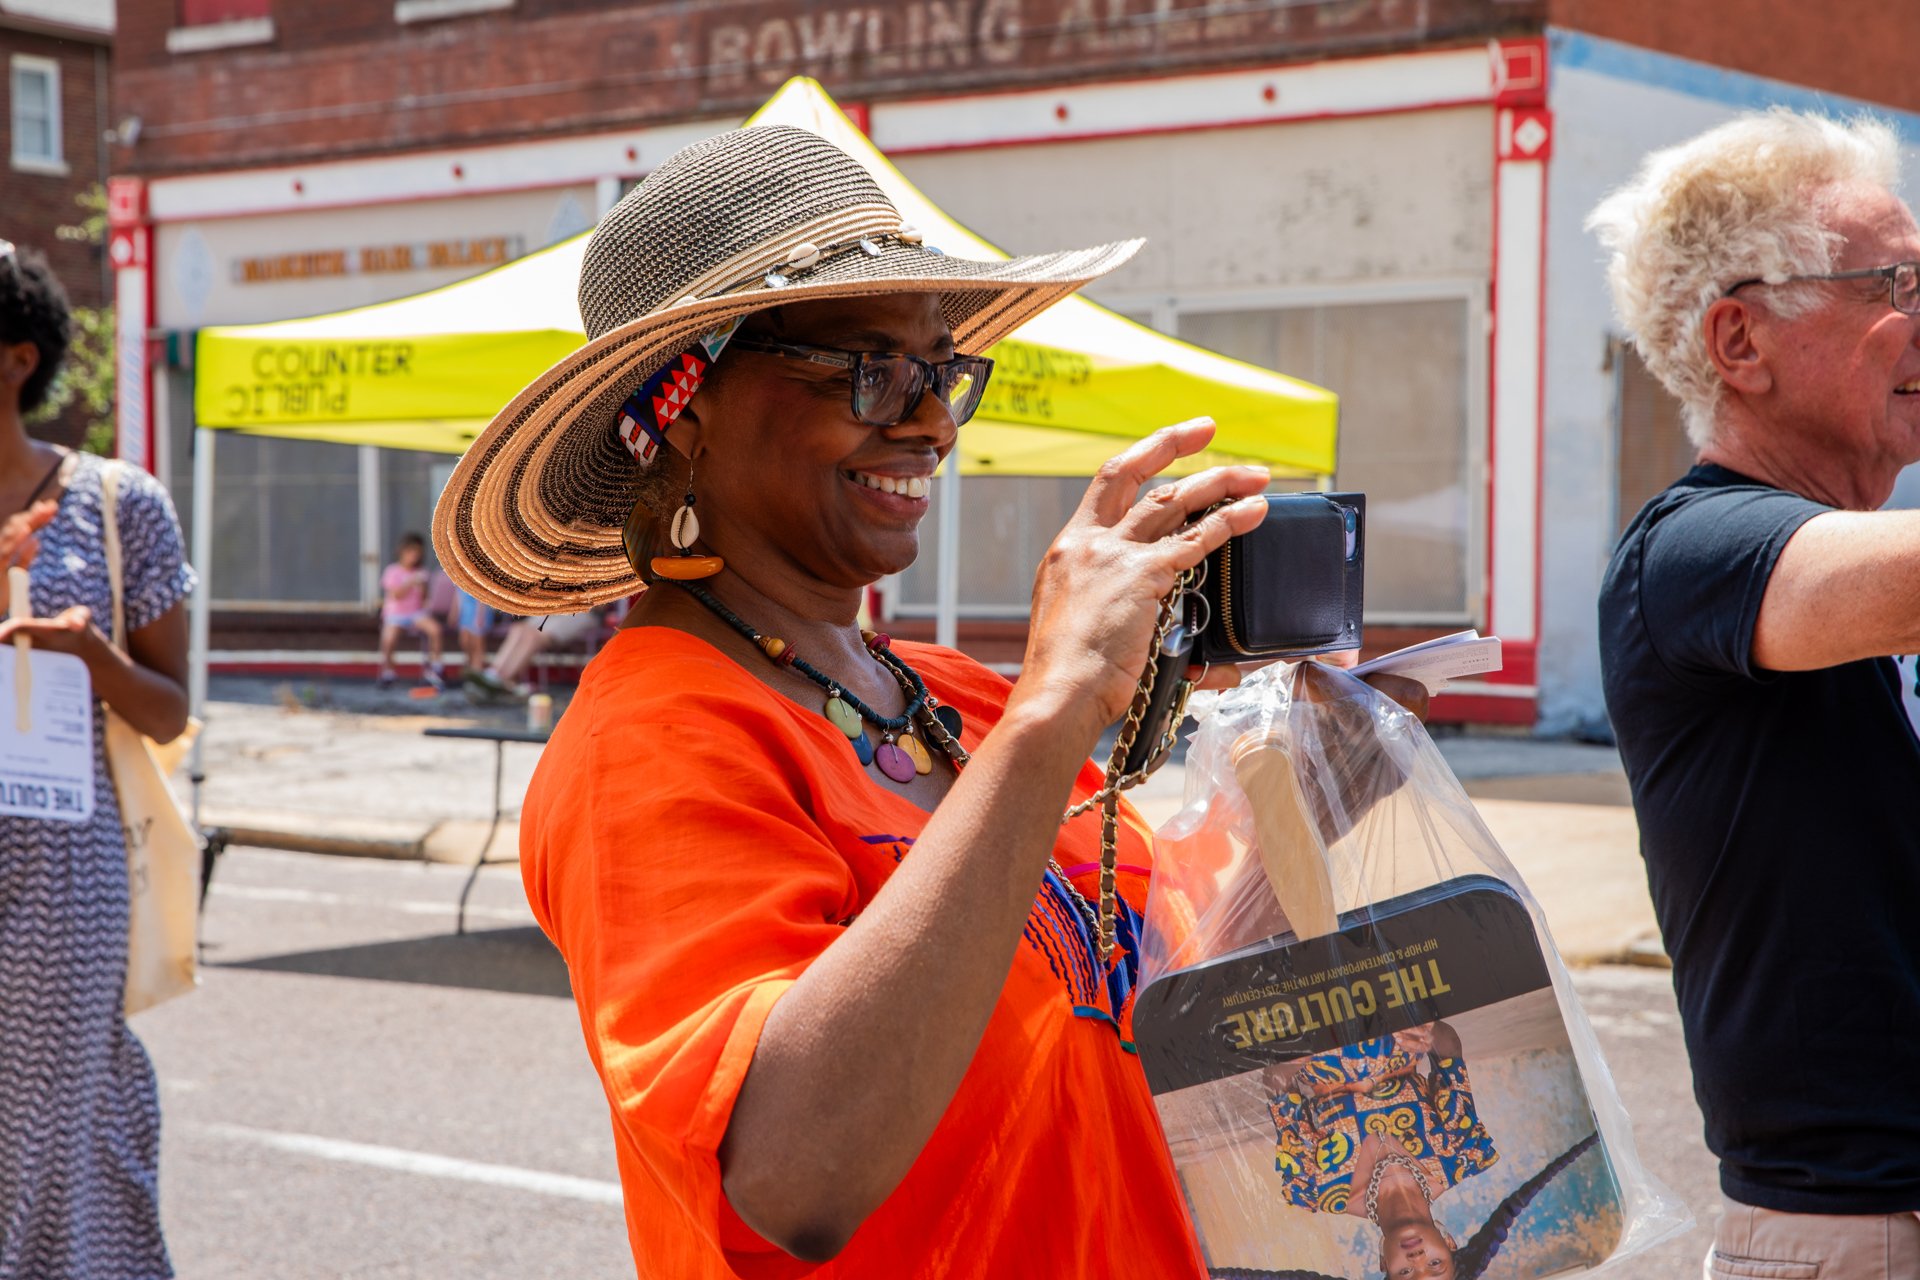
[377,532,445,690]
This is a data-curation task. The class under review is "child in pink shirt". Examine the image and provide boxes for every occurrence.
[378,532,444,689]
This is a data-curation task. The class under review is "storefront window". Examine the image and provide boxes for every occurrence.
[891,476,1085,617]
[1177,298,1476,623]
[205,435,362,606]
[891,296,1480,624]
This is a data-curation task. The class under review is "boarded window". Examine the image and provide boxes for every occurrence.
[1179,299,1475,623]
[201,435,362,606]
[892,299,1477,623]
[893,476,1086,617]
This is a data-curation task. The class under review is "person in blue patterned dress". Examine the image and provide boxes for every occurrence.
[0,243,195,1278]
[1265,1021,1499,1278]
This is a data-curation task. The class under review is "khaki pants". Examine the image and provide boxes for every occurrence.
[1706,1195,1920,1279]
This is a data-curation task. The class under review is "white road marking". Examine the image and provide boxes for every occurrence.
[210,882,532,924]
[195,1123,623,1205]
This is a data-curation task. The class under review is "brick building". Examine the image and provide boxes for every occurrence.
[3,0,112,448]
[108,0,1920,726]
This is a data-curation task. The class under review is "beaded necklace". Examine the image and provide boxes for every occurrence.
[664,578,964,782]
[662,577,1111,938]
[663,567,1197,965]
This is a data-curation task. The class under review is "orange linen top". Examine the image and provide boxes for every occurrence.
[521,628,1208,1280]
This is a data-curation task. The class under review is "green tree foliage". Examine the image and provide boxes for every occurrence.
[29,186,116,455]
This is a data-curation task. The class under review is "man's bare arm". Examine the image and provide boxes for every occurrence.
[1752,509,1920,671]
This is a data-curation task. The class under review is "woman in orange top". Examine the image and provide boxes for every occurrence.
[437,125,1405,1279]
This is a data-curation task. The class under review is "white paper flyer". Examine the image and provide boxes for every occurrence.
[0,647,95,822]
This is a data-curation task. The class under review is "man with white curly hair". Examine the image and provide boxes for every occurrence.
[1592,109,1920,1275]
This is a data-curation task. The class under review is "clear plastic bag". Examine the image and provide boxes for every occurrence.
[1134,661,1690,1278]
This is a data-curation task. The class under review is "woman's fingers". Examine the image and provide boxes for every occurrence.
[1186,663,1240,692]
[1118,465,1271,543]
[0,607,91,648]
[9,605,88,632]
[1078,417,1217,527]
[1361,671,1430,723]
[1158,493,1269,571]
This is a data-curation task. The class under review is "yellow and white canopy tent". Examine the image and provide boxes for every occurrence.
[184,77,1336,714]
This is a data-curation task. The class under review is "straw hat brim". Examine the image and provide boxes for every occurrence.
[434,237,1142,614]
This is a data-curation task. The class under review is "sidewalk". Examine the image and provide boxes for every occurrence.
[181,676,560,864]
[184,677,1663,966]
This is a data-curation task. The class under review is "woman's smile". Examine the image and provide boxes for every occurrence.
[844,469,933,500]
[843,466,935,517]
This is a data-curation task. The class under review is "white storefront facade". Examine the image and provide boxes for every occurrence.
[114,33,1766,725]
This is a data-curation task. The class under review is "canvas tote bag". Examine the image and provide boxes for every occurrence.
[100,461,200,1015]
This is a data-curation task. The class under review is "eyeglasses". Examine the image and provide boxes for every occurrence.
[729,337,993,428]
[1724,260,1920,314]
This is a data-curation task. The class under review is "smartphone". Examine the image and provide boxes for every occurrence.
[1120,493,1366,775]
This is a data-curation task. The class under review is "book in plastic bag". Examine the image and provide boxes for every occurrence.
[1134,662,1688,1278]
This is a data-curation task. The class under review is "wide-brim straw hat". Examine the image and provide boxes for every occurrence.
[433,124,1141,614]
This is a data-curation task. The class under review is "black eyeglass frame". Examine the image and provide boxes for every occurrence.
[1723,260,1920,314]
[728,336,994,428]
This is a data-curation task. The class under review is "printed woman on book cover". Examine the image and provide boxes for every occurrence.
[1265,1023,1497,1274]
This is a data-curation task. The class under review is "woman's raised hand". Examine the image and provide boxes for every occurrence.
[1017,418,1270,747]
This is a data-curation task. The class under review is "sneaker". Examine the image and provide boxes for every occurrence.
[377,668,397,689]
[465,669,511,696]
[422,667,445,692]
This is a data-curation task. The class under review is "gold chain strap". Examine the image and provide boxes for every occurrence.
[915,567,1199,967]
[1062,566,1199,965]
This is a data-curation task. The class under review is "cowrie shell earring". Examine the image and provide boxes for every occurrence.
[651,462,723,581]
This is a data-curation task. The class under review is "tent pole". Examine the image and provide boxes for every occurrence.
[358,445,381,608]
[187,426,215,819]
[935,448,960,651]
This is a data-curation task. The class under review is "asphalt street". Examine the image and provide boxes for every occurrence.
[139,846,1719,1279]
[142,849,628,1280]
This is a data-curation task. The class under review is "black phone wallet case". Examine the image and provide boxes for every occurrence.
[1190,492,1365,665]
[1132,878,1627,1278]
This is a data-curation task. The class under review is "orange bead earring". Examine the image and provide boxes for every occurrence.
[651,462,723,581]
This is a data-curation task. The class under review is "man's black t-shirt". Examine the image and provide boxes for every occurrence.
[1600,463,1920,1214]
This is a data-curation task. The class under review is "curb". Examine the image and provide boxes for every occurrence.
[203,810,521,867]
[203,808,428,861]
[1575,931,1671,970]
[1613,932,1673,969]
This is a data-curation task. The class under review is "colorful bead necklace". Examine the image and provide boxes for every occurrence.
[664,579,966,783]
[663,580,1113,981]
